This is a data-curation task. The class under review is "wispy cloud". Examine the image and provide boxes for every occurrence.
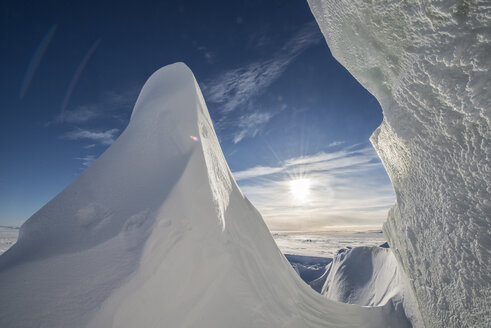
[201,22,322,143]
[55,105,101,124]
[76,154,96,167]
[233,145,374,180]
[234,166,284,181]
[328,140,344,147]
[233,144,394,231]
[49,82,137,162]
[283,146,377,174]
[63,128,119,145]
[233,111,274,143]
[48,88,138,126]
[203,22,322,114]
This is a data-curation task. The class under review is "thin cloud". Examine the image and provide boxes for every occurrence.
[233,146,378,181]
[286,149,377,175]
[284,151,345,167]
[203,21,322,114]
[328,140,345,147]
[63,128,119,145]
[47,88,138,126]
[200,22,322,143]
[233,111,274,143]
[76,155,96,167]
[56,105,101,124]
[234,166,283,181]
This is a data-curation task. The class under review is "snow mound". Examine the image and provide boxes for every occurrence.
[0,63,409,327]
[308,1,490,327]
[321,246,422,326]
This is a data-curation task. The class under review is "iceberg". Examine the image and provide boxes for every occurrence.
[307,1,490,327]
[0,63,410,327]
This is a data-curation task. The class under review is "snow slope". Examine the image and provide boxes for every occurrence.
[319,246,422,327]
[307,1,490,327]
[0,63,408,328]
[284,253,332,286]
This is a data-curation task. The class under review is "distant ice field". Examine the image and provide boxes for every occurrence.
[272,230,386,258]
[0,227,19,255]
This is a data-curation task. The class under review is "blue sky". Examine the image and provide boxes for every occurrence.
[0,0,394,229]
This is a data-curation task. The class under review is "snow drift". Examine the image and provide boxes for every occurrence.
[321,247,401,305]
[307,1,490,327]
[0,63,409,327]
[319,246,422,326]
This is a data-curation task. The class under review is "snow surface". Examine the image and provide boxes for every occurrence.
[308,1,490,327]
[319,246,423,327]
[0,63,410,327]
[284,253,332,287]
[0,227,18,255]
[273,230,386,258]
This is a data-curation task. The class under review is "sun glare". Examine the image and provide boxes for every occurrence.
[289,178,311,202]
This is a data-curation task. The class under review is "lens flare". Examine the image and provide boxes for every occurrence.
[20,24,58,99]
[60,38,102,121]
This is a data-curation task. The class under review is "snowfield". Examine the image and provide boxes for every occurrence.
[0,63,414,327]
[272,230,386,258]
[274,231,423,326]
[318,246,423,327]
[308,1,490,327]
[0,227,18,255]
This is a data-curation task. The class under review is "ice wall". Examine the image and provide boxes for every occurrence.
[307,1,490,327]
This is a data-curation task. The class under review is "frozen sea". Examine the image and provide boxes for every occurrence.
[0,227,19,255]
[272,230,387,258]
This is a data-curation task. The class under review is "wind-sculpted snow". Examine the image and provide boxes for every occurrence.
[319,246,422,327]
[308,1,490,327]
[0,63,409,327]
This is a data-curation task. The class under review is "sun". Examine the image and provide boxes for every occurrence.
[289,178,311,202]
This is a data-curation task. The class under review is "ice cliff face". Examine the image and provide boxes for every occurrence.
[0,63,408,328]
[307,1,490,327]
